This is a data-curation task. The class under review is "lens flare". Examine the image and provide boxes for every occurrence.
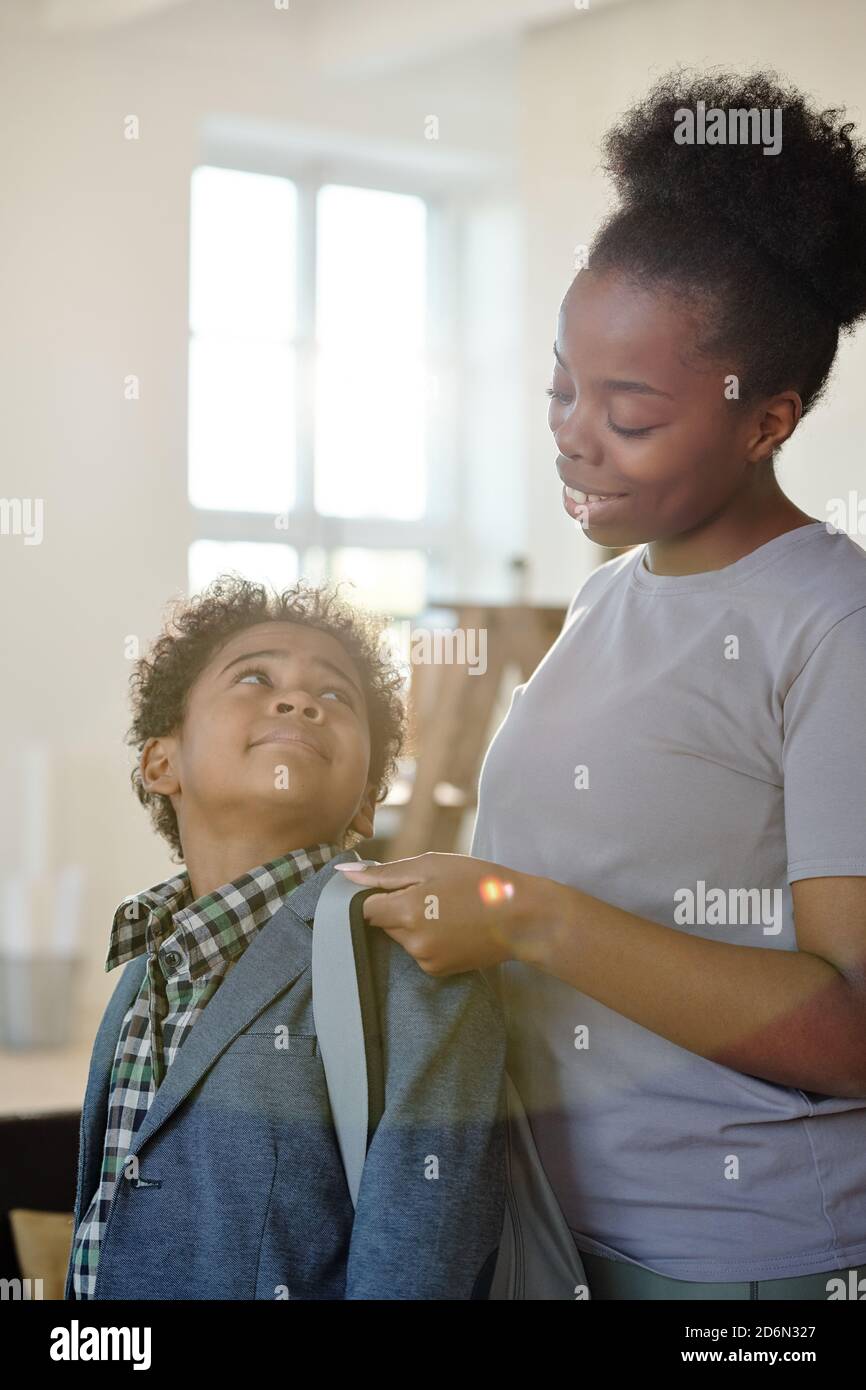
[479,875,515,905]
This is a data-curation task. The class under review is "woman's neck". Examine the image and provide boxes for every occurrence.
[644,476,818,577]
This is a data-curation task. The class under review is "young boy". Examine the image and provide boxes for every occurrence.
[64,574,506,1300]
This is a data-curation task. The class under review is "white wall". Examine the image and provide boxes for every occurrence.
[519,0,866,602]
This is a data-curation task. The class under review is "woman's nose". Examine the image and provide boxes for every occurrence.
[554,400,583,447]
[555,409,600,464]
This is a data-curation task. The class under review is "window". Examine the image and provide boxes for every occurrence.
[315,184,427,521]
[187,162,447,620]
[189,166,297,516]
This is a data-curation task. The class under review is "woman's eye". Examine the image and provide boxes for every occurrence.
[235,667,269,685]
[546,386,656,438]
[606,418,655,439]
[545,387,572,405]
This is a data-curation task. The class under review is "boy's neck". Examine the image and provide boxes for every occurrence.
[183,831,345,902]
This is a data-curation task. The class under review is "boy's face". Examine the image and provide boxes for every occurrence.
[141,620,377,856]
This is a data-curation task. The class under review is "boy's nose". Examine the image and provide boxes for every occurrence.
[275,697,323,720]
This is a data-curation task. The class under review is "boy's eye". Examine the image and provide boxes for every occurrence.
[320,687,354,705]
[234,667,271,687]
[233,666,352,705]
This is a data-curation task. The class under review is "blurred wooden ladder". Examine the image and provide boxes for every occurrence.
[389,602,567,857]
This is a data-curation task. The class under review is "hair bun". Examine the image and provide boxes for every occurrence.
[601,66,866,328]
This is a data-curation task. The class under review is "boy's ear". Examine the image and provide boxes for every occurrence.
[348,780,377,841]
[140,736,181,797]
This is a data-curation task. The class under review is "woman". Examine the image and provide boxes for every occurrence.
[334,68,866,1300]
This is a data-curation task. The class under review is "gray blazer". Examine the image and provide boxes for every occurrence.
[64,851,507,1300]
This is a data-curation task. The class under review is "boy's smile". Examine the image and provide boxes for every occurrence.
[248,727,329,759]
[139,619,377,898]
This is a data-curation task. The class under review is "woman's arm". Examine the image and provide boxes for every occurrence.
[531,870,866,1099]
[333,856,866,1100]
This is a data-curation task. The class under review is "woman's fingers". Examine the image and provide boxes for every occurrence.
[332,854,431,891]
[357,886,421,930]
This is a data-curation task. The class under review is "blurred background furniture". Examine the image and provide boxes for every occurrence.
[371,601,568,859]
[0,1110,78,1297]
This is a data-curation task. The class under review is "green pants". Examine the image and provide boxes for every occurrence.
[581,1251,866,1300]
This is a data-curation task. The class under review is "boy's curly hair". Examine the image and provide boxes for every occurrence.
[126,572,409,864]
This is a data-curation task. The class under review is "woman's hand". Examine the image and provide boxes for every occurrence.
[333,852,563,976]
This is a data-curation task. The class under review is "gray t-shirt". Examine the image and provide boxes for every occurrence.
[471,521,866,1281]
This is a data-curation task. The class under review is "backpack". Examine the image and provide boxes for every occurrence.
[311,870,590,1300]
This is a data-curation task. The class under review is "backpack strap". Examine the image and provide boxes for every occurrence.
[311,871,385,1209]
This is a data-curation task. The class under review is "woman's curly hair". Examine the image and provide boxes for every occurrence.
[126,572,408,864]
[589,66,866,426]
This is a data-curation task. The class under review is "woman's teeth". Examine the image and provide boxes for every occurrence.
[564,486,622,504]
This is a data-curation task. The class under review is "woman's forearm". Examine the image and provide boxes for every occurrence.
[529,876,866,1098]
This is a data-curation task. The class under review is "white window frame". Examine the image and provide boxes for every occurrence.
[188,130,465,615]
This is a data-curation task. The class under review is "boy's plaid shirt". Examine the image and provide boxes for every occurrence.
[70,841,344,1299]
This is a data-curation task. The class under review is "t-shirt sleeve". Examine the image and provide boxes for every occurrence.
[782,604,866,883]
